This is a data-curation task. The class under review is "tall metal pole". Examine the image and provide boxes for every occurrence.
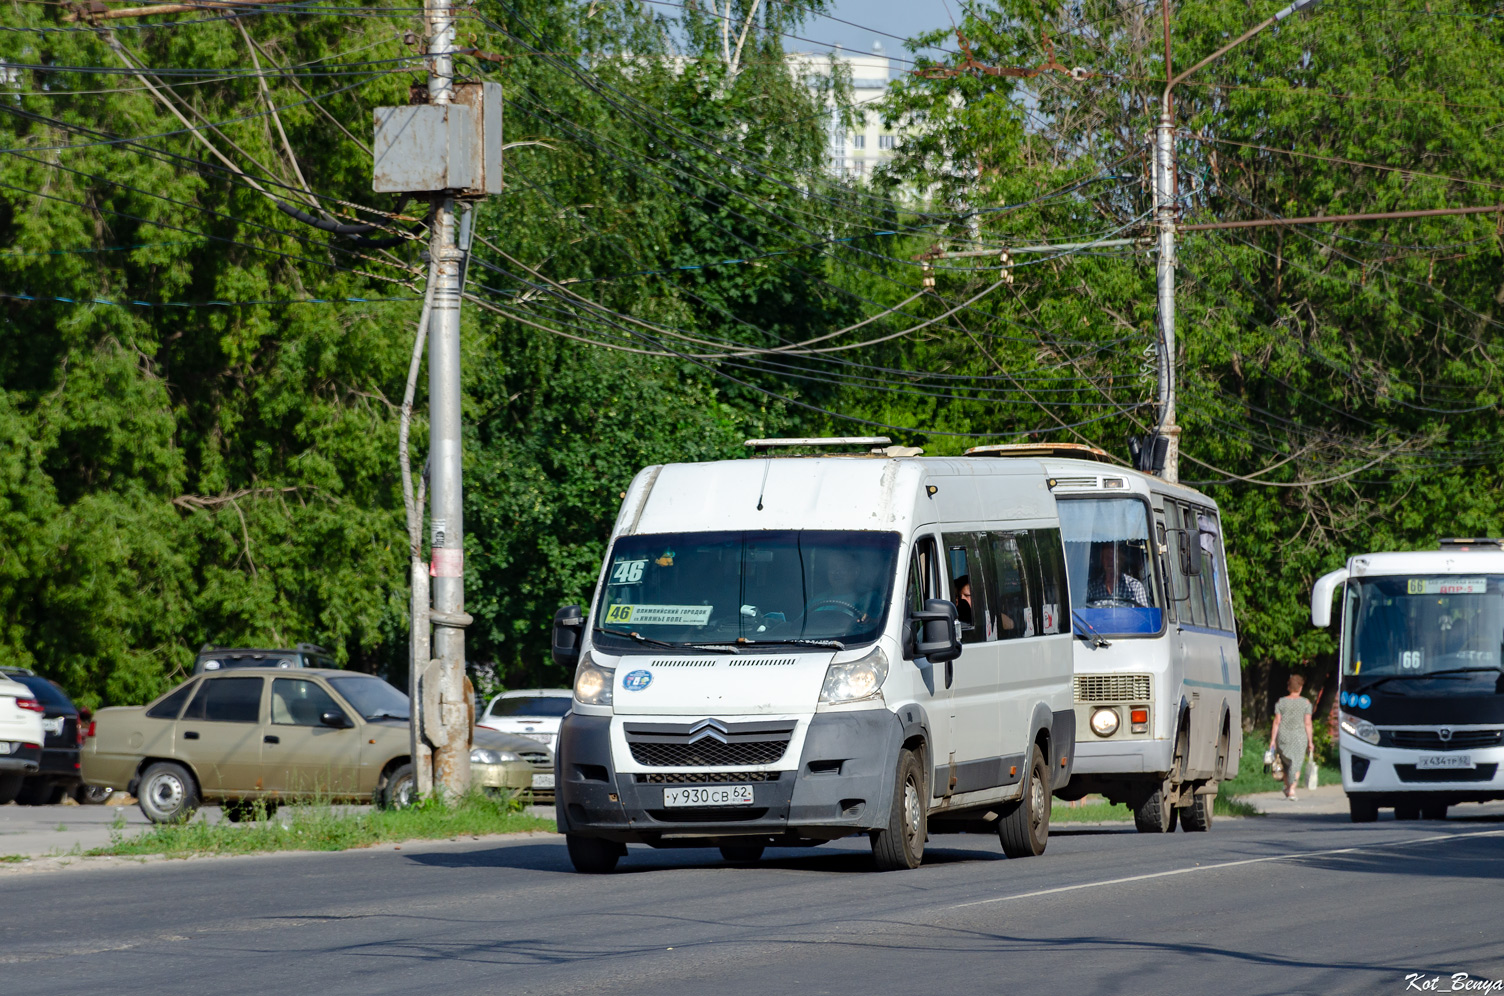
[1155,0,1181,483]
[425,0,471,798]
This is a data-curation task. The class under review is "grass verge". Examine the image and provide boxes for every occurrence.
[0,854,27,863]
[1051,798,1131,822]
[86,793,556,859]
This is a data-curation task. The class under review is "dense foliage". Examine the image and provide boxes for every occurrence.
[1,0,1501,717]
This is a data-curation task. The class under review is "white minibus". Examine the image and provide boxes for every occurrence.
[967,445,1242,833]
[552,439,1077,872]
[1312,539,1504,822]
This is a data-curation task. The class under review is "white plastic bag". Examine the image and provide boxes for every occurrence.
[1305,755,1318,790]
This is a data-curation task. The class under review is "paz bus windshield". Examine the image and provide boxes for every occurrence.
[1343,575,1504,683]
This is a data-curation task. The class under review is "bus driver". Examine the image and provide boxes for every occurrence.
[1087,541,1150,608]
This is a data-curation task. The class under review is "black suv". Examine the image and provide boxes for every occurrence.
[193,643,337,676]
[0,668,83,805]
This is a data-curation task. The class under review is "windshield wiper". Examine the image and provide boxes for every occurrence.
[597,629,738,654]
[735,637,846,651]
[1355,666,1504,696]
[1071,611,1111,649]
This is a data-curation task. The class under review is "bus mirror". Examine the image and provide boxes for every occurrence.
[552,605,585,668]
[1176,529,1203,577]
[910,599,962,663]
[1310,568,1349,628]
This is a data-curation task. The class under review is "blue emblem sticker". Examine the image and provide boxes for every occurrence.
[1340,692,1351,707]
[622,669,653,692]
[1357,694,1372,709]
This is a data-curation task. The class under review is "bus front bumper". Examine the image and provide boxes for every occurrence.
[1342,741,1504,802]
[555,711,904,845]
[1070,738,1174,776]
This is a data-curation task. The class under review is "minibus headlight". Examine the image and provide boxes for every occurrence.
[820,647,889,705]
[1339,712,1379,746]
[573,652,614,707]
[1089,707,1120,737]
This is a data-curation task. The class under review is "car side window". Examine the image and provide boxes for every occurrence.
[271,679,347,727]
[181,677,263,723]
[146,680,199,720]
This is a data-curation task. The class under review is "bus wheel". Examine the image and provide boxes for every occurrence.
[1422,804,1448,821]
[870,748,925,871]
[1181,790,1214,832]
[566,834,624,874]
[1394,805,1421,821]
[1134,784,1177,833]
[1348,795,1379,823]
[998,745,1051,858]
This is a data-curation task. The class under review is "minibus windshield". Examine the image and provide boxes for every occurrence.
[1343,576,1504,690]
[592,530,901,650]
[1059,498,1163,637]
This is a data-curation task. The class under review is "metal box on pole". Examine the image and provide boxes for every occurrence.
[372,81,502,196]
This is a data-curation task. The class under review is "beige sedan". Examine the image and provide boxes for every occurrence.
[82,668,537,822]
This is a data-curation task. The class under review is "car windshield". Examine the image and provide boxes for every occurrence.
[328,676,411,720]
[488,697,572,718]
[1059,498,1163,637]
[592,530,901,650]
[1344,576,1504,690]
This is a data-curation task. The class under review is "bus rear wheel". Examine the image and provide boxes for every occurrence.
[1181,790,1213,832]
[1422,804,1448,821]
[1134,784,1177,833]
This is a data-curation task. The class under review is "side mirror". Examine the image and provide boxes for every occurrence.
[1311,567,1349,628]
[319,711,351,729]
[909,598,962,663]
[1176,529,1203,577]
[552,605,585,668]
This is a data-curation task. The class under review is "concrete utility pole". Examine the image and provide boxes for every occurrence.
[422,0,472,799]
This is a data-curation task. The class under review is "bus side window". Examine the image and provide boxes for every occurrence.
[943,533,986,644]
[1155,516,1178,624]
[1196,511,1224,629]
[1200,511,1235,631]
[1033,527,1070,635]
[983,532,1037,641]
[1181,503,1209,627]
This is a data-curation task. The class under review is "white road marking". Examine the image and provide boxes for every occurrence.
[949,827,1504,909]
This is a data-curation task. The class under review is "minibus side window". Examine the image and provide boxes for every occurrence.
[1033,528,1070,635]
[943,533,986,644]
[905,537,942,649]
[982,532,1036,641]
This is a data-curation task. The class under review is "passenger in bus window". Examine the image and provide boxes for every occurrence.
[1087,542,1150,607]
[953,574,974,626]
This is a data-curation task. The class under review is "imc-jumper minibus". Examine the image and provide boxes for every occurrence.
[1313,538,1504,822]
[551,438,1077,872]
[967,444,1243,834]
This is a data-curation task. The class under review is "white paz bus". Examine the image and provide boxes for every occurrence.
[1312,539,1504,822]
[552,438,1077,872]
[967,445,1242,833]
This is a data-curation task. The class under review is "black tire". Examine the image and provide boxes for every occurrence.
[74,784,114,805]
[1395,804,1420,821]
[870,748,926,871]
[0,773,23,805]
[719,845,765,863]
[566,834,623,874]
[16,779,65,806]
[1349,795,1379,823]
[1134,784,1178,833]
[379,764,416,810]
[1422,804,1449,821]
[998,745,1051,858]
[137,762,200,824]
[1181,790,1214,832]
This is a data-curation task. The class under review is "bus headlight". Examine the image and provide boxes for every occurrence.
[1090,707,1120,737]
[820,647,889,705]
[1339,712,1380,746]
[573,652,614,707]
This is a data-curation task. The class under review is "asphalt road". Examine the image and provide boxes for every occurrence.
[4,808,1502,996]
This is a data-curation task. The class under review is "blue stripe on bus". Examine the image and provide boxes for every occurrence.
[1183,678,1241,691]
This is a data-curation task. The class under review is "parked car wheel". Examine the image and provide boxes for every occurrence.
[74,784,114,805]
[15,778,66,806]
[0,774,22,805]
[137,762,200,824]
[379,763,416,810]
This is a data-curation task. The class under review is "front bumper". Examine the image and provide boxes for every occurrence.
[1342,740,1504,803]
[1071,737,1174,776]
[0,742,41,774]
[471,760,533,793]
[556,710,903,845]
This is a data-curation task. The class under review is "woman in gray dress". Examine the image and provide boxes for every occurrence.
[1269,674,1314,800]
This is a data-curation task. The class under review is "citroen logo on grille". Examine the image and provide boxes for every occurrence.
[687,719,730,744]
[1438,727,1453,742]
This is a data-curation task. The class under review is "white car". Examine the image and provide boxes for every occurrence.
[478,689,571,793]
[0,675,45,804]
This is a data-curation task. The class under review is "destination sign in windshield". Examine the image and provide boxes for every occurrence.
[1405,578,1487,595]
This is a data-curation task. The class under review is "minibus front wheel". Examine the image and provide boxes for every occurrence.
[870,748,926,871]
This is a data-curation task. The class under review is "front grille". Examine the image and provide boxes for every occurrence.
[1075,674,1152,703]
[517,750,550,769]
[624,719,795,768]
[1385,729,1503,751]
[630,740,788,767]
[647,807,769,823]
[634,771,782,784]
[1395,763,1498,783]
